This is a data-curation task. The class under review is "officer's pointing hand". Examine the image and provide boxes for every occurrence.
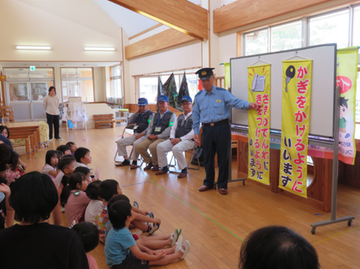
[249,103,262,110]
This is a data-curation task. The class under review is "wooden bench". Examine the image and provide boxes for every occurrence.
[93,114,115,129]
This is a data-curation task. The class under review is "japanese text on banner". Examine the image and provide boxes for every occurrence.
[248,64,271,185]
[337,47,358,165]
[279,60,312,198]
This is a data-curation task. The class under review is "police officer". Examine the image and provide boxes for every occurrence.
[193,68,261,195]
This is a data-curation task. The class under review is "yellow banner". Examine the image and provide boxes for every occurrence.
[337,47,358,165]
[248,64,271,185]
[224,62,231,90]
[279,60,312,198]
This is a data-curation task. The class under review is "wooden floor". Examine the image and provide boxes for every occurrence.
[22,123,360,269]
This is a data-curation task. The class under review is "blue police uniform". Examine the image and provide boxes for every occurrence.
[192,85,250,190]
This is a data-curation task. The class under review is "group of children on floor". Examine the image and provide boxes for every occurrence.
[0,139,191,269]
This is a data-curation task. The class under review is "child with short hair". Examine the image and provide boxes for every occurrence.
[41,150,59,181]
[105,200,190,268]
[75,147,92,168]
[106,194,182,251]
[57,145,71,156]
[74,166,94,185]
[72,221,100,269]
[64,172,91,226]
[74,147,99,179]
[66,141,78,156]
[95,180,161,243]
[84,180,102,225]
[57,155,77,207]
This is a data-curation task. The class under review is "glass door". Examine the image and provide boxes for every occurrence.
[7,82,32,121]
[30,82,48,120]
[6,82,48,121]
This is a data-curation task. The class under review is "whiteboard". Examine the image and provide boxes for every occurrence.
[230,44,337,139]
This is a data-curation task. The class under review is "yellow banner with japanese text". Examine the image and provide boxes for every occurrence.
[279,60,312,198]
[248,64,271,185]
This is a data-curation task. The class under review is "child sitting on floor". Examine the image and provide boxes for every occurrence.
[74,147,99,179]
[84,180,102,225]
[106,194,182,251]
[64,172,91,226]
[105,200,190,268]
[66,141,78,156]
[95,179,160,243]
[57,155,77,208]
[41,150,60,181]
[57,145,72,156]
[72,221,100,269]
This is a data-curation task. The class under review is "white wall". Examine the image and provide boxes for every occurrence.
[127,41,202,104]
[0,0,122,62]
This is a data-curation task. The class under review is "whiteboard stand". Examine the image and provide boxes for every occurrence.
[310,87,355,234]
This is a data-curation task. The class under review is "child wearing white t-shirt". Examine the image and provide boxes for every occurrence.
[41,150,59,181]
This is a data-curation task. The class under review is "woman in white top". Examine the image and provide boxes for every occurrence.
[43,86,61,140]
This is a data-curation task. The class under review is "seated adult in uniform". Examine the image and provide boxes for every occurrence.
[136,95,176,171]
[155,95,195,178]
[115,98,154,169]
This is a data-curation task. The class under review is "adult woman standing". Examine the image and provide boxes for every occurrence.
[43,86,61,140]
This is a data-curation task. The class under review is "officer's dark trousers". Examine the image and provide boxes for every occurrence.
[202,121,231,189]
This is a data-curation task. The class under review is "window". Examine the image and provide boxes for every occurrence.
[271,21,302,52]
[138,70,199,104]
[4,68,54,102]
[61,68,94,102]
[309,9,349,49]
[243,5,360,125]
[245,29,268,56]
[353,6,360,47]
[109,65,122,98]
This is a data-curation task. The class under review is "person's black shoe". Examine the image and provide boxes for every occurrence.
[115,159,130,167]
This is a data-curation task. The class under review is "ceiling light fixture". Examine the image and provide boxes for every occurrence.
[84,47,115,51]
[15,46,52,50]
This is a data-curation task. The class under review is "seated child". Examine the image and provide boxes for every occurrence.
[75,147,92,168]
[75,147,99,179]
[72,221,100,269]
[5,150,23,185]
[64,172,90,226]
[41,150,59,181]
[106,194,182,251]
[66,141,78,156]
[57,145,72,156]
[95,180,161,243]
[105,200,190,268]
[84,180,102,225]
[0,183,14,229]
[57,155,77,208]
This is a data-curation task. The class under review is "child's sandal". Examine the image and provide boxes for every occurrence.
[170,228,182,247]
[175,235,183,253]
[180,240,191,260]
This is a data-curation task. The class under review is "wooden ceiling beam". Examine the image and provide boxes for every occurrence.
[108,0,208,40]
[213,0,349,33]
[125,28,197,60]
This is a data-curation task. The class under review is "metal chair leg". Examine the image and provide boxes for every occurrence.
[187,146,200,170]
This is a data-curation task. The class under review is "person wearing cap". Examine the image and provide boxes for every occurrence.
[136,95,176,171]
[193,68,261,195]
[155,95,195,178]
[115,98,154,168]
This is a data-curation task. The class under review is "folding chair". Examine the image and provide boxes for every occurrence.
[114,125,143,167]
[168,145,200,172]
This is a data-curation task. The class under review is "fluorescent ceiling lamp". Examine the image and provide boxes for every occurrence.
[84,47,115,51]
[16,46,52,50]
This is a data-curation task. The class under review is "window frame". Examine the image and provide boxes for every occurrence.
[109,64,122,99]
[60,67,95,103]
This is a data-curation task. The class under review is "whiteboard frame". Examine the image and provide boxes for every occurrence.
[230,44,337,139]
